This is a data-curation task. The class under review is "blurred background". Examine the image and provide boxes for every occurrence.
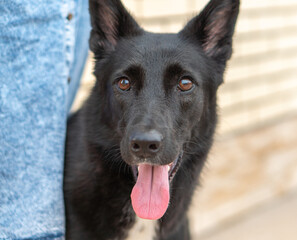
[72,0,297,239]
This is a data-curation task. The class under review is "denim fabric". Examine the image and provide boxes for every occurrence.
[0,0,90,239]
[67,0,91,112]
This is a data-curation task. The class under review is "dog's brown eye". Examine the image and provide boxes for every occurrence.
[118,78,131,91]
[178,78,193,91]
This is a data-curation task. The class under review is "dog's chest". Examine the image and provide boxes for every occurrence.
[125,216,158,240]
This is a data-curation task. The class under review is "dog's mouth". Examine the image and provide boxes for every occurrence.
[131,152,183,182]
[130,152,183,220]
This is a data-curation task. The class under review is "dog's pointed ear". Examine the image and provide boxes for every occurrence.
[89,0,143,54]
[180,0,239,65]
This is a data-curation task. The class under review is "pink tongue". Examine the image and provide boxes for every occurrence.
[131,164,170,220]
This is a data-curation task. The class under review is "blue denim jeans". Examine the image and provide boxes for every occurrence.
[0,0,90,239]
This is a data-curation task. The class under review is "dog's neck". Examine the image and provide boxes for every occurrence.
[96,147,204,239]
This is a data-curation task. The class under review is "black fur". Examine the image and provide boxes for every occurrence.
[64,0,239,239]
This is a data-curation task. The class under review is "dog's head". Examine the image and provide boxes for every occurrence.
[88,0,239,220]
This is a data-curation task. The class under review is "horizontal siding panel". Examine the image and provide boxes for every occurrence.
[231,45,297,67]
[236,10,297,33]
[220,75,297,109]
[235,25,297,44]
[124,0,209,18]
[222,83,297,115]
[125,1,297,19]
[221,67,296,92]
[240,0,297,10]
[226,53,297,82]
[220,95,297,135]
[137,1,192,18]
[233,29,297,57]
[124,2,297,34]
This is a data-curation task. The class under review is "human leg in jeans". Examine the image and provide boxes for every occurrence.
[0,0,90,239]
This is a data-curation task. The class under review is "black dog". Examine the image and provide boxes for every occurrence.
[64,0,239,239]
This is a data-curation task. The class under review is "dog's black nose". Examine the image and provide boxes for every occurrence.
[130,130,163,159]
